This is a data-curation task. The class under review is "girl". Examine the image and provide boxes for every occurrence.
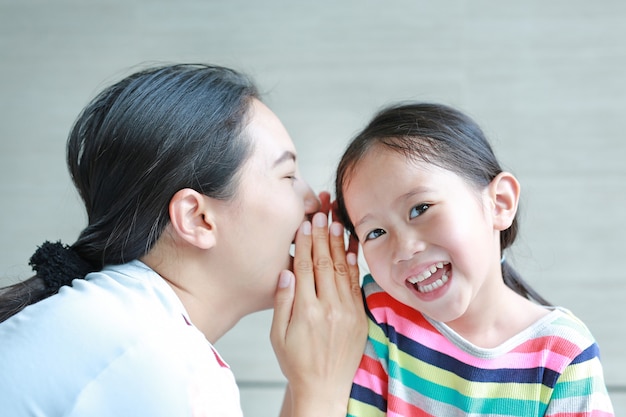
[0,64,366,416]
[334,102,614,416]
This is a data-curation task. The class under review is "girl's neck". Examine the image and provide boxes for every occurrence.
[445,286,549,349]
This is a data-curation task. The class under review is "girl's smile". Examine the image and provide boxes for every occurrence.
[343,145,503,324]
[337,102,612,416]
[405,261,451,300]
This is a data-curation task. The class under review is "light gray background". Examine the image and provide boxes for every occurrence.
[1,1,624,415]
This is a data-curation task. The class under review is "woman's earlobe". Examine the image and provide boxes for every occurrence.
[490,172,520,231]
[168,189,217,250]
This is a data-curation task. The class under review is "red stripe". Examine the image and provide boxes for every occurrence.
[388,392,436,417]
[361,354,386,378]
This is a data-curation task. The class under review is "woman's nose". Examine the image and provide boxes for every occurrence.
[294,177,321,215]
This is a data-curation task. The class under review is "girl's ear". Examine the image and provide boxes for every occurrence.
[168,188,217,250]
[488,172,520,231]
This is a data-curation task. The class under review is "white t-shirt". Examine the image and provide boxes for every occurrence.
[0,260,243,417]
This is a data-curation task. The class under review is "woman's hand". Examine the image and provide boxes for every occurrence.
[270,212,367,417]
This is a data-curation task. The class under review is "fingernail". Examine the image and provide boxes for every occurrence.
[301,221,311,235]
[313,212,327,228]
[330,222,343,237]
[278,271,292,288]
[347,253,357,265]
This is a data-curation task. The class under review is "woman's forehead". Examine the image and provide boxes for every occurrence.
[242,99,297,171]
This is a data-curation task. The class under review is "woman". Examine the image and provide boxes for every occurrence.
[0,63,366,416]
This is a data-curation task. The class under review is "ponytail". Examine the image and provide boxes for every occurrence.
[0,241,96,323]
[0,63,260,324]
[0,277,48,324]
[500,215,551,306]
[501,260,550,306]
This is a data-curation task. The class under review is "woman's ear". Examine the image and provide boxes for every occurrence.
[168,189,217,250]
[488,172,520,231]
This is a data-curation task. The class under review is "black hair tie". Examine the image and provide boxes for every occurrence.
[29,241,94,290]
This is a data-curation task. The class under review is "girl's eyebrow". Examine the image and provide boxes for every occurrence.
[353,186,433,230]
[395,187,432,204]
[354,214,372,231]
[273,150,296,167]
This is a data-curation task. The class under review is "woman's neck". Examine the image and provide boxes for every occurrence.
[141,241,245,344]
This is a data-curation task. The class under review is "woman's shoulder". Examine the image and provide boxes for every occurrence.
[0,260,203,367]
[0,260,227,415]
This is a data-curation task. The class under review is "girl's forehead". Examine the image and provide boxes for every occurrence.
[346,147,475,198]
[354,146,437,175]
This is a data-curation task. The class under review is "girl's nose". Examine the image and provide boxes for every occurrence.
[392,229,426,263]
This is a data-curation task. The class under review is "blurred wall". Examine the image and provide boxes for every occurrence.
[1,1,624,415]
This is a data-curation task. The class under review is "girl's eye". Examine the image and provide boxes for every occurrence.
[364,228,386,242]
[409,203,430,219]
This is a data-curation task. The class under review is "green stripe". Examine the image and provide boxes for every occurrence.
[368,337,549,416]
[389,360,547,416]
[552,377,596,398]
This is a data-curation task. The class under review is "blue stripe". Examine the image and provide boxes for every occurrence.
[350,383,387,412]
[386,359,548,416]
[571,343,600,364]
[371,316,562,387]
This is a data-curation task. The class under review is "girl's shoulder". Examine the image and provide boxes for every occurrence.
[361,274,433,332]
[361,274,598,358]
[531,306,598,349]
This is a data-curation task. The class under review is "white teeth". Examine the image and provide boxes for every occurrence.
[406,262,450,284]
[418,273,449,293]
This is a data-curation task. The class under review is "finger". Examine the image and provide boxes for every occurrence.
[347,233,360,256]
[330,199,340,224]
[318,191,331,216]
[292,220,316,301]
[270,270,295,348]
[346,252,362,303]
[311,212,337,300]
[328,221,352,301]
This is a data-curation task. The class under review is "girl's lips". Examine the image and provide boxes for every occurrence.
[405,262,452,301]
[406,261,450,285]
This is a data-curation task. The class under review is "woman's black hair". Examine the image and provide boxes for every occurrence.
[0,64,260,322]
[335,102,550,306]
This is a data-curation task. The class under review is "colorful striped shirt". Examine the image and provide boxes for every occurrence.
[348,274,614,417]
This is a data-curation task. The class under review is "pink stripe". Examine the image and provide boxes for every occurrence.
[352,367,386,395]
[369,302,574,372]
[210,347,229,368]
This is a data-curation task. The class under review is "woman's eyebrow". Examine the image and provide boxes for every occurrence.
[273,150,296,167]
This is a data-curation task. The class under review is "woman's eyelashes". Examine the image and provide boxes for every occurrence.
[409,203,430,219]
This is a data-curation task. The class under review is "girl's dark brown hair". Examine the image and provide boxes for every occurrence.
[335,102,550,306]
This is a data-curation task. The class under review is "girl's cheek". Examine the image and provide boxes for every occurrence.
[364,249,383,271]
